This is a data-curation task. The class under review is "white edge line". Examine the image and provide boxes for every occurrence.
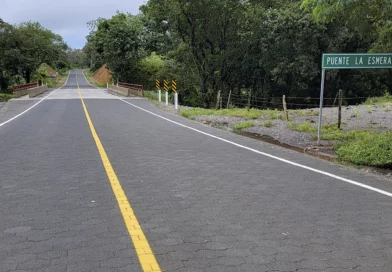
[81,69,99,89]
[118,98,392,198]
[0,71,71,128]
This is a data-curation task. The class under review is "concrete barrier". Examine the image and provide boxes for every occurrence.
[129,89,144,97]
[29,85,48,98]
[108,85,129,97]
[13,89,30,98]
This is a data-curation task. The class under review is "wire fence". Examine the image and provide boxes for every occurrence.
[146,90,373,110]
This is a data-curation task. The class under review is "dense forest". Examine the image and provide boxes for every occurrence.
[84,0,392,108]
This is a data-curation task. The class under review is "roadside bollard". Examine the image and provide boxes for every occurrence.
[174,93,178,110]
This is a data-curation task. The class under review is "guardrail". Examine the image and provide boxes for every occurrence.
[12,82,39,93]
[118,82,144,97]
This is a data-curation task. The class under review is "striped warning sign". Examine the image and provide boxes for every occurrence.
[172,80,177,93]
[156,79,160,90]
[164,80,169,92]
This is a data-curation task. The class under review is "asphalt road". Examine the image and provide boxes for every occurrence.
[0,70,391,272]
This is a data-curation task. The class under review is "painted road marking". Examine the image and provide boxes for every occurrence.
[0,71,70,128]
[77,78,161,272]
[118,98,392,199]
[81,70,99,89]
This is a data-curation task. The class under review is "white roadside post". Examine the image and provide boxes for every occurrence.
[164,79,169,106]
[156,79,162,102]
[174,93,178,110]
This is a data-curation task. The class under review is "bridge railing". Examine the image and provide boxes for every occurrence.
[12,82,39,93]
[118,82,144,97]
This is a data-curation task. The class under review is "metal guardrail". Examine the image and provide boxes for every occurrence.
[12,82,38,92]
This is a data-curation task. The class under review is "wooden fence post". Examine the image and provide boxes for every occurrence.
[247,90,252,110]
[216,91,221,110]
[227,90,232,109]
[338,89,343,129]
[283,95,289,121]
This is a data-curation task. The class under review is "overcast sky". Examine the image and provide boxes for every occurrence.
[1,0,146,49]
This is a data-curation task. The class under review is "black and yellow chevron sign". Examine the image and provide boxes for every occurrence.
[172,80,177,93]
[164,80,169,92]
[155,79,160,90]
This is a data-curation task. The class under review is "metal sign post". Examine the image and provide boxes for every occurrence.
[317,53,392,145]
[317,69,326,145]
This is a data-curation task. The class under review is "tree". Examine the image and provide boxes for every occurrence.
[86,13,146,82]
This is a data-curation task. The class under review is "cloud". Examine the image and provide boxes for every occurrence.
[0,0,147,48]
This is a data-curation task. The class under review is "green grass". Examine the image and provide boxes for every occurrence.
[180,107,287,120]
[233,121,255,129]
[288,121,317,132]
[364,92,392,105]
[335,131,392,167]
[289,109,319,116]
[382,105,391,112]
[262,120,275,128]
[0,93,13,102]
[353,107,361,118]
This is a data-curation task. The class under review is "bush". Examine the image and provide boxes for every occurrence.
[336,131,392,167]
[0,93,13,102]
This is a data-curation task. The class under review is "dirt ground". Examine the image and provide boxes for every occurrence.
[93,65,111,84]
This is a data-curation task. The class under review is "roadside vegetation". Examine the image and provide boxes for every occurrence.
[0,93,12,102]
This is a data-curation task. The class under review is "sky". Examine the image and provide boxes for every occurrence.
[0,0,146,49]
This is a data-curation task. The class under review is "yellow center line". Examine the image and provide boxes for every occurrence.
[76,75,162,272]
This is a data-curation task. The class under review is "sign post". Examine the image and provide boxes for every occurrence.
[156,79,161,102]
[317,53,392,144]
[164,80,169,106]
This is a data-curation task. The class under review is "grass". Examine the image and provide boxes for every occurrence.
[353,107,361,118]
[46,71,68,88]
[335,131,392,167]
[233,121,255,129]
[364,92,392,105]
[288,121,317,132]
[262,120,275,128]
[0,93,13,102]
[289,109,319,116]
[180,108,288,120]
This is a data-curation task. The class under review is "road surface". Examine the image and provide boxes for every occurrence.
[0,70,391,272]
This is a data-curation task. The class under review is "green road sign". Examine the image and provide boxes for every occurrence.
[322,53,392,69]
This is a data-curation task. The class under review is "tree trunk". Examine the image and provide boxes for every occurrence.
[25,71,31,83]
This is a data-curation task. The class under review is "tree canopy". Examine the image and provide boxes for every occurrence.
[0,19,69,90]
[85,0,392,108]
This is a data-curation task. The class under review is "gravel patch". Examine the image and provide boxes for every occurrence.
[151,101,392,150]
